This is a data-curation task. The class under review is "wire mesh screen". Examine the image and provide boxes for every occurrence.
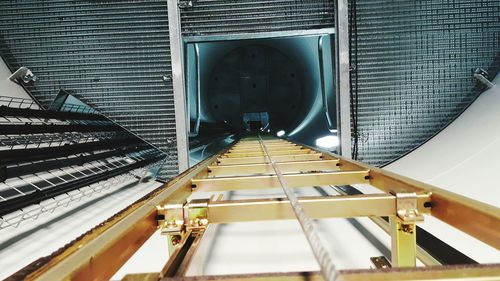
[0,0,178,180]
[349,0,499,166]
[180,0,335,36]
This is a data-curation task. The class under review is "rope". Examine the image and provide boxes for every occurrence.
[257,135,342,281]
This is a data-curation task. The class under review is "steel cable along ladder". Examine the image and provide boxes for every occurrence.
[9,137,500,280]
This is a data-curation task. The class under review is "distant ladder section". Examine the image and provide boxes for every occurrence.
[9,136,500,281]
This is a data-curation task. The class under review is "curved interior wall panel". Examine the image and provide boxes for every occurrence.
[0,1,178,179]
[180,0,335,37]
[349,0,500,165]
[185,35,337,148]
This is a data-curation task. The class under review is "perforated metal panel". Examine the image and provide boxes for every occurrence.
[180,0,335,36]
[0,0,178,179]
[349,0,500,165]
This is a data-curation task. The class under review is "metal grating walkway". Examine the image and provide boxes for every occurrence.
[0,0,178,180]
[349,0,500,165]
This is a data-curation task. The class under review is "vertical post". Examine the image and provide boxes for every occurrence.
[168,0,189,172]
[390,216,417,267]
[335,0,352,158]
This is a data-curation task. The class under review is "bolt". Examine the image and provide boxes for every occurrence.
[171,235,181,245]
[199,218,209,226]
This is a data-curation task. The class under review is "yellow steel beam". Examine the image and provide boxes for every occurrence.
[229,145,300,152]
[217,153,323,165]
[390,217,417,267]
[191,170,370,192]
[231,143,297,149]
[206,194,431,223]
[323,153,500,249]
[235,139,289,143]
[156,264,500,281]
[223,149,311,158]
[207,160,339,177]
[12,136,500,281]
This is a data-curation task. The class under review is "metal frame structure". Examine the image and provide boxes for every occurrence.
[335,0,352,158]
[168,0,190,172]
[8,137,499,280]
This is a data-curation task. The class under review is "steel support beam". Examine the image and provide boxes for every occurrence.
[191,170,370,192]
[335,0,352,158]
[205,194,431,223]
[224,149,311,158]
[330,154,500,250]
[207,160,339,177]
[154,264,500,281]
[168,0,189,172]
[217,153,323,165]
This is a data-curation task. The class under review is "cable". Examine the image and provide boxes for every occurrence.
[257,135,341,281]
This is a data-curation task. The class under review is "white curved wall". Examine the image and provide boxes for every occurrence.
[385,75,500,263]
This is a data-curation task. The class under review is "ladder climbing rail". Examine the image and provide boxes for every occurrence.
[8,137,500,280]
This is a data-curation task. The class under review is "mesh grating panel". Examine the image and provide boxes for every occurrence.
[180,0,335,36]
[349,0,500,165]
[0,0,178,179]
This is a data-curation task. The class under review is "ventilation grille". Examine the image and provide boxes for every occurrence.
[0,0,178,179]
[349,0,500,165]
[180,0,335,36]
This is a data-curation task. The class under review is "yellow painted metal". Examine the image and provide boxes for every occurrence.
[390,217,417,267]
[155,264,500,281]
[207,194,431,223]
[191,170,370,192]
[231,144,298,150]
[331,185,440,266]
[217,153,323,165]
[223,149,311,158]
[229,145,300,152]
[207,160,339,177]
[321,152,500,249]
[11,136,500,281]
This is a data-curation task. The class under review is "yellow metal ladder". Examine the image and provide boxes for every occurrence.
[12,137,500,281]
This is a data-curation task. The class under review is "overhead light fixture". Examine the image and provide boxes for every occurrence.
[276,130,285,137]
[315,135,339,149]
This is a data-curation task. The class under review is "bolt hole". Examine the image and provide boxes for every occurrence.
[364,175,370,180]
[423,201,433,208]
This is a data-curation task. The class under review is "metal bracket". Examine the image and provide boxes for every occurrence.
[474,68,494,89]
[157,198,209,235]
[178,0,195,9]
[395,193,424,223]
[370,256,391,269]
[184,199,209,231]
[157,203,184,235]
[9,67,37,84]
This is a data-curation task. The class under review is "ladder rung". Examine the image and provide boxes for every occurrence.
[223,149,311,158]
[208,193,431,223]
[207,159,340,177]
[229,145,300,152]
[217,153,323,165]
[191,170,370,192]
